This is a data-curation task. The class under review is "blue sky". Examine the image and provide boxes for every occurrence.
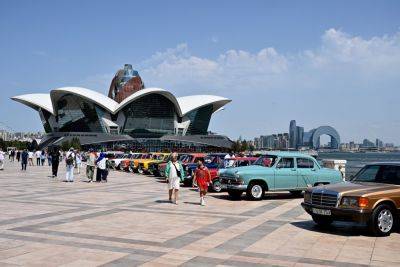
[1,0,400,143]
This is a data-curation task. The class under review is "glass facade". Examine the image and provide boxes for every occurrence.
[185,104,213,135]
[122,94,175,138]
[38,108,53,133]
[56,94,106,132]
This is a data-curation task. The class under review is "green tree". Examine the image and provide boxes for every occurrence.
[241,139,248,152]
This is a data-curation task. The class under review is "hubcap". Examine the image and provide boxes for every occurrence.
[251,185,263,198]
[378,209,393,233]
[213,181,221,192]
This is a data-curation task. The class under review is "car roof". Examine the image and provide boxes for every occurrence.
[260,151,315,158]
[366,162,400,166]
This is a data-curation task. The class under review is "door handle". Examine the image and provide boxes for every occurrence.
[291,169,296,171]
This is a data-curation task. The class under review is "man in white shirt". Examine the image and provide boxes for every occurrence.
[28,151,34,166]
[35,150,41,166]
[65,148,75,182]
[0,149,5,170]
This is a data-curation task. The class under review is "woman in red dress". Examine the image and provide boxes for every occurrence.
[193,159,212,206]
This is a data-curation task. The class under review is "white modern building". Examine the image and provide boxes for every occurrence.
[11,65,233,150]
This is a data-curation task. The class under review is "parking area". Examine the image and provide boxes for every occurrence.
[0,161,399,267]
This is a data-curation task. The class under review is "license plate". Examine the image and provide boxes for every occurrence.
[312,208,331,216]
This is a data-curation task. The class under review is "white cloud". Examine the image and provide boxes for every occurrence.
[89,29,400,142]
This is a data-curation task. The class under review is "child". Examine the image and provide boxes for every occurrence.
[193,158,212,206]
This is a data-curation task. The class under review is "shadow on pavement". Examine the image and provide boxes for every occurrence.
[291,220,374,237]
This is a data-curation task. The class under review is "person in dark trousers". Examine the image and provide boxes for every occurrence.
[21,149,28,171]
[16,150,21,162]
[50,147,60,177]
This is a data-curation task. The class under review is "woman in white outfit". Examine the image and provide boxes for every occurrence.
[165,153,185,204]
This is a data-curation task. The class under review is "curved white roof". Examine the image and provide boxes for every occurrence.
[177,95,231,116]
[50,87,119,113]
[116,88,183,115]
[11,93,54,114]
[12,87,231,117]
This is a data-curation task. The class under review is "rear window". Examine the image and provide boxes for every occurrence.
[297,158,314,168]
[378,165,400,185]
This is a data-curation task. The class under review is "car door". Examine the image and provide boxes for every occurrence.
[274,157,297,190]
[296,157,318,188]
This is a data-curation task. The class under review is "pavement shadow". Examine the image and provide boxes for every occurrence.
[291,220,374,237]
[183,201,201,205]
[155,200,172,204]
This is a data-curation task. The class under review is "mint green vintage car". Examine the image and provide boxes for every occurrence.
[219,152,343,200]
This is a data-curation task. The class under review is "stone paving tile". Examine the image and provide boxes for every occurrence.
[0,160,398,266]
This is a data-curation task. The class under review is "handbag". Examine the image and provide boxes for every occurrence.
[172,162,181,178]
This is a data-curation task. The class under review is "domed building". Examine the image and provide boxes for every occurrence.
[11,65,233,151]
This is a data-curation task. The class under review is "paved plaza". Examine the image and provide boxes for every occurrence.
[0,161,399,267]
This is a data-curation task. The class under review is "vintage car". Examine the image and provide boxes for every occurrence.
[213,157,258,192]
[119,153,143,172]
[129,153,153,173]
[157,153,191,177]
[182,153,220,186]
[108,153,131,170]
[302,163,400,236]
[220,152,343,200]
[137,153,170,174]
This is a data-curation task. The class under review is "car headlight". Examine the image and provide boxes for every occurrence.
[304,191,311,203]
[340,197,359,207]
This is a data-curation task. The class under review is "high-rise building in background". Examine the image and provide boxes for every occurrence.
[289,120,297,148]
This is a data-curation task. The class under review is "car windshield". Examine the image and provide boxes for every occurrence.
[253,156,277,167]
[353,165,400,185]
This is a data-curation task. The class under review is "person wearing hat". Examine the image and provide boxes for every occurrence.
[65,147,75,182]
[86,148,97,182]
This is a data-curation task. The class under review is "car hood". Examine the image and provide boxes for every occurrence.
[223,165,267,175]
[316,181,400,196]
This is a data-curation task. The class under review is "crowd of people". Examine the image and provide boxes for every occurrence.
[0,147,108,183]
[1,148,218,206]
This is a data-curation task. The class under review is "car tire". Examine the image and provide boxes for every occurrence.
[312,215,333,227]
[138,168,144,174]
[228,190,242,200]
[128,166,134,173]
[289,190,303,197]
[212,179,222,192]
[368,204,396,236]
[246,182,265,201]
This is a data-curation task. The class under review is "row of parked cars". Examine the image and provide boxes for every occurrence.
[106,151,400,236]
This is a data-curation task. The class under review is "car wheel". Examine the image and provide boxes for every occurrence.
[289,190,303,197]
[312,215,333,227]
[212,179,222,192]
[246,182,265,201]
[138,168,144,174]
[228,190,242,200]
[128,166,134,173]
[368,204,395,236]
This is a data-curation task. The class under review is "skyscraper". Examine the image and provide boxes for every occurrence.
[289,120,297,149]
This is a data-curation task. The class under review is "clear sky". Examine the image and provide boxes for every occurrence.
[1,0,399,144]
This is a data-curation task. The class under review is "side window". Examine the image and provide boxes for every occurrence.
[277,158,294,168]
[379,166,400,185]
[297,158,314,169]
[354,165,381,182]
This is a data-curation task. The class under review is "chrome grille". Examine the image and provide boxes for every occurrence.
[311,192,338,207]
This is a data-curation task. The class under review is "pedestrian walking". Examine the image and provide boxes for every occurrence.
[75,151,82,174]
[193,158,212,206]
[40,150,46,166]
[86,149,96,182]
[65,148,75,182]
[16,150,21,162]
[96,151,107,183]
[47,151,52,166]
[28,151,34,166]
[0,149,5,170]
[50,147,60,177]
[165,152,185,205]
[35,150,41,166]
[21,149,28,171]
[10,149,15,162]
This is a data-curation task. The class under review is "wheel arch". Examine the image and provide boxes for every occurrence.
[372,199,397,211]
[248,179,269,191]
